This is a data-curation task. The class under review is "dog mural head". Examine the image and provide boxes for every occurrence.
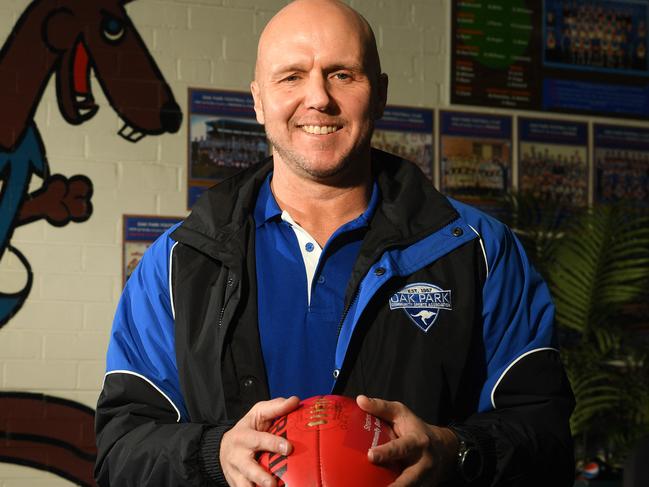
[46,0,183,140]
[0,0,182,151]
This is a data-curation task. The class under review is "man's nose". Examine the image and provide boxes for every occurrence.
[304,73,332,110]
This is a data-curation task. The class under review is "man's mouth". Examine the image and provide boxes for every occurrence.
[300,125,341,135]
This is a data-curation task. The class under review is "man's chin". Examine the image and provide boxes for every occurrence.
[275,149,347,179]
[271,140,372,184]
[302,157,350,179]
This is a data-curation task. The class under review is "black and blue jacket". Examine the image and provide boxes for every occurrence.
[95,150,574,486]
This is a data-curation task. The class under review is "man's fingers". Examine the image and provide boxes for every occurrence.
[221,398,302,487]
[240,431,292,456]
[356,395,403,422]
[229,459,276,487]
[388,462,429,487]
[225,469,254,487]
[239,458,278,487]
[251,396,300,426]
[368,433,428,463]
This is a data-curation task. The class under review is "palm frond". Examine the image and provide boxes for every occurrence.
[502,195,649,462]
[550,206,649,336]
[568,371,620,435]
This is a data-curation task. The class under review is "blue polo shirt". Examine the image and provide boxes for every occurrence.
[254,174,378,399]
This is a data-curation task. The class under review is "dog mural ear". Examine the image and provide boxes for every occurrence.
[42,9,77,52]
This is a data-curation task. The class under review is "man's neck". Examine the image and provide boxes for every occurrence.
[271,162,373,247]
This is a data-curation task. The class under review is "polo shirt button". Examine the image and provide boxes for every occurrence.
[305,242,315,252]
[242,376,256,388]
[374,267,386,276]
[317,275,326,284]
[333,369,340,379]
[452,227,463,237]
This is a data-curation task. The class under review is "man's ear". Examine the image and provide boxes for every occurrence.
[43,9,77,52]
[250,81,265,125]
[373,73,389,120]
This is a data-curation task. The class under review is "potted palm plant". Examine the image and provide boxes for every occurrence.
[501,195,649,473]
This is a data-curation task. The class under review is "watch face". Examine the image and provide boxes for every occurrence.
[460,446,483,482]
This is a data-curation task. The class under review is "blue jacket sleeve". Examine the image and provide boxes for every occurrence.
[451,201,575,487]
[105,225,188,420]
[95,226,231,487]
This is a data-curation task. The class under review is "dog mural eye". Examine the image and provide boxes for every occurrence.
[101,14,125,43]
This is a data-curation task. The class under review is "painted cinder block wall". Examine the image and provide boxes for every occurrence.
[0,0,446,484]
[0,0,646,485]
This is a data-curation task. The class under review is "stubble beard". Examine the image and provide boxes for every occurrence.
[266,126,374,183]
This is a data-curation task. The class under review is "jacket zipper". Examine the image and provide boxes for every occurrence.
[218,276,235,327]
[335,287,361,341]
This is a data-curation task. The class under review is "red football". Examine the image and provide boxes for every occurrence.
[258,395,400,486]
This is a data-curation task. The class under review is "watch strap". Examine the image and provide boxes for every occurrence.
[447,424,495,485]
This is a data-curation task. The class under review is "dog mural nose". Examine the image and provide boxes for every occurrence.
[160,101,182,133]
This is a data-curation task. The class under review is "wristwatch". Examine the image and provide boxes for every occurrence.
[450,427,484,484]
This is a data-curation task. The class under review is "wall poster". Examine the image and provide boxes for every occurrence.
[594,124,649,207]
[371,106,434,179]
[188,88,269,208]
[451,0,649,119]
[123,215,181,285]
[518,117,589,206]
[439,111,512,209]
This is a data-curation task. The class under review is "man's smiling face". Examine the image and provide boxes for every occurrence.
[251,0,387,183]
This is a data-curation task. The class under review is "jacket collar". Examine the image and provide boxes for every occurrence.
[171,157,273,264]
[347,150,459,300]
[172,149,459,264]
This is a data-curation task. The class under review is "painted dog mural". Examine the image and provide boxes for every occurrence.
[0,0,182,485]
[0,0,182,326]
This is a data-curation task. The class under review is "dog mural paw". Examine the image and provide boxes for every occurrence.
[18,174,94,227]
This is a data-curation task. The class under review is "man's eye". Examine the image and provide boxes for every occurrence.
[333,72,351,80]
[283,75,300,82]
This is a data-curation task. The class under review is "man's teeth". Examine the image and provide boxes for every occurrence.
[301,125,339,135]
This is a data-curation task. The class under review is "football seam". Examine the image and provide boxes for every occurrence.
[317,404,324,487]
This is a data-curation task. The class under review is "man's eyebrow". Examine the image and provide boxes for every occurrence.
[269,62,309,74]
[270,62,366,74]
[326,63,366,72]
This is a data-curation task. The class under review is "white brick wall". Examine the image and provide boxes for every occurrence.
[0,0,645,485]
[0,463,73,487]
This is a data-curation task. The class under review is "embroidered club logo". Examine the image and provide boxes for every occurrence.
[389,283,452,332]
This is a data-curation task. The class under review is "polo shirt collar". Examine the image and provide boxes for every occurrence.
[253,173,379,230]
[254,173,282,227]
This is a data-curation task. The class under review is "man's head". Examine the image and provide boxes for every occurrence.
[251,0,388,183]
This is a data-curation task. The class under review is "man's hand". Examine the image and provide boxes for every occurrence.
[357,395,458,487]
[220,396,300,487]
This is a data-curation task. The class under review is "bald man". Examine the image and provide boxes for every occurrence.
[95,1,574,486]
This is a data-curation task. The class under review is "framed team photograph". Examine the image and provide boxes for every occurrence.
[372,106,434,179]
[122,215,181,286]
[187,88,269,208]
[518,117,589,206]
[439,111,513,210]
[544,0,649,74]
[594,124,649,207]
